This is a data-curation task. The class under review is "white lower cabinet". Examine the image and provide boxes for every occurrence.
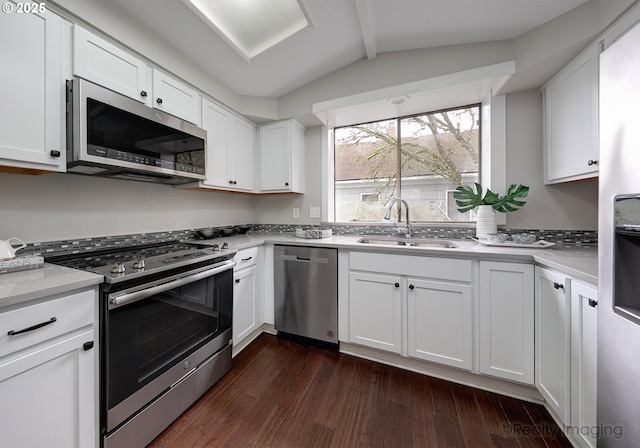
[0,329,95,448]
[479,262,534,385]
[0,287,98,448]
[232,247,263,356]
[570,281,598,448]
[535,266,572,424]
[347,252,472,368]
[349,271,402,354]
[408,278,472,370]
[233,265,258,344]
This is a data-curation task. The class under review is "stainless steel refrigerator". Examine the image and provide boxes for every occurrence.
[599,18,640,447]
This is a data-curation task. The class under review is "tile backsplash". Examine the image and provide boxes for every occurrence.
[22,224,596,260]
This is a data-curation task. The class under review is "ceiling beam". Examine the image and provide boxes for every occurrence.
[354,0,377,59]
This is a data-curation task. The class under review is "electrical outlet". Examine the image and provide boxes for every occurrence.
[293,207,300,219]
[309,207,321,218]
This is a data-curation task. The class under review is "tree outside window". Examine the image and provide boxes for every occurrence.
[334,104,480,223]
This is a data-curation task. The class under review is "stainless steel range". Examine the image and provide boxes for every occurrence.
[50,241,236,448]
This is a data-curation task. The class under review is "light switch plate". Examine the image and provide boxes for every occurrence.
[309,207,320,218]
[293,207,300,219]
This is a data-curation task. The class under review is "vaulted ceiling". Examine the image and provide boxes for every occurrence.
[108,0,591,98]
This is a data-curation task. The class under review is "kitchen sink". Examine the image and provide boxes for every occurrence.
[356,236,459,248]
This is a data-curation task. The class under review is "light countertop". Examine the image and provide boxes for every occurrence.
[189,233,598,285]
[0,233,597,312]
[0,263,103,310]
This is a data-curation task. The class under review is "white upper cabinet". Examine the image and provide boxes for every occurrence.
[152,69,200,125]
[74,25,200,125]
[73,25,149,104]
[201,99,255,192]
[258,120,305,193]
[0,4,68,172]
[543,42,600,184]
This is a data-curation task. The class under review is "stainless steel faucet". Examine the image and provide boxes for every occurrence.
[384,198,412,238]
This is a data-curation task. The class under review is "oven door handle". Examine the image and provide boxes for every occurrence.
[108,261,236,309]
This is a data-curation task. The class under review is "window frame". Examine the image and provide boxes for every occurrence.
[332,103,482,224]
[322,95,506,227]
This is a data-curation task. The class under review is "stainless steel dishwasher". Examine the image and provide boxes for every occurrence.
[274,245,338,348]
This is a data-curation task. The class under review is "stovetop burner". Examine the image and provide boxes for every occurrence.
[48,241,236,284]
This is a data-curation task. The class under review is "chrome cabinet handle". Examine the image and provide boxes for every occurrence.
[8,317,57,336]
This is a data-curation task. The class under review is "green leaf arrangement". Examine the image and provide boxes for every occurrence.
[453,183,529,213]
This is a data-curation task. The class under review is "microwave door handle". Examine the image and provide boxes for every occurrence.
[108,261,236,309]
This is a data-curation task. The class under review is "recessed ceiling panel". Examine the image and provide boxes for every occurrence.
[183,0,311,60]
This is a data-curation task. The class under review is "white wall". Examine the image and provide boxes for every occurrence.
[504,90,598,230]
[0,172,254,243]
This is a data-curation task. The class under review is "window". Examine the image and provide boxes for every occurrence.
[334,104,480,223]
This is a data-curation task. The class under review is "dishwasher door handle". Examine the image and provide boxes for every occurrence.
[280,254,329,264]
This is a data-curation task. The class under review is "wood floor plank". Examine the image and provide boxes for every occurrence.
[522,401,574,448]
[498,394,550,448]
[475,389,517,441]
[430,377,460,423]
[147,334,568,448]
[451,383,495,448]
[409,374,438,448]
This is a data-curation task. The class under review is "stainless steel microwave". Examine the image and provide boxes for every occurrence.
[66,78,207,185]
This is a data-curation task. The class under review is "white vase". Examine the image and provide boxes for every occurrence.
[475,205,497,239]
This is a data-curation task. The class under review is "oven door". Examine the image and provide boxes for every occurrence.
[104,261,234,432]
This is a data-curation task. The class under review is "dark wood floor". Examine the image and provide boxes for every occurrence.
[149,334,572,448]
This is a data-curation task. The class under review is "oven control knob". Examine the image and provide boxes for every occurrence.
[221,242,229,250]
[111,263,126,274]
[132,259,145,270]
[212,244,220,251]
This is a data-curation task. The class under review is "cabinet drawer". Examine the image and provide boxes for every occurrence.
[234,247,258,270]
[0,288,95,359]
[350,251,471,283]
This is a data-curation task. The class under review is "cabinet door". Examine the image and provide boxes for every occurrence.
[349,272,402,354]
[0,329,96,448]
[233,265,258,346]
[152,70,200,125]
[259,121,291,191]
[74,25,149,104]
[571,281,598,448]
[407,278,472,370]
[535,267,571,424]
[0,4,65,171]
[479,262,534,384]
[543,43,599,184]
[229,117,255,191]
[201,99,232,188]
